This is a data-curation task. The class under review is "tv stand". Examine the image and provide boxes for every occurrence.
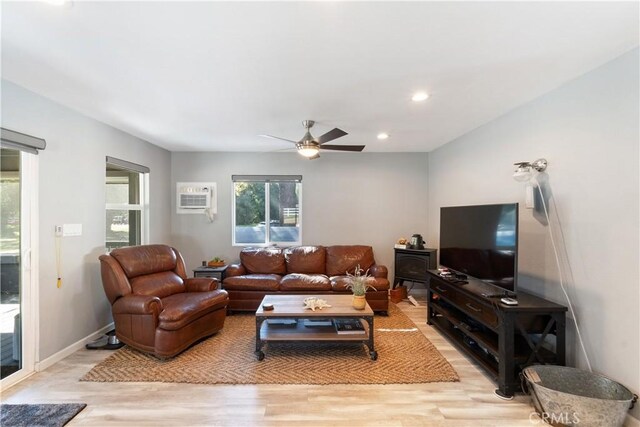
[426,270,567,397]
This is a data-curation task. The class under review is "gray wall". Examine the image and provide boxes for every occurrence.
[171,152,429,277]
[427,49,639,418]
[1,80,172,361]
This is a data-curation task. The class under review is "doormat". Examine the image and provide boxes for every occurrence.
[0,403,86,427]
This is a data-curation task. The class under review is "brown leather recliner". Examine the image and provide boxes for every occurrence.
[99,244,229,358]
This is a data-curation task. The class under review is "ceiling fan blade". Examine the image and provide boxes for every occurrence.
[321,144,365,152]
[316,128,348,144]
[259,134,298,144]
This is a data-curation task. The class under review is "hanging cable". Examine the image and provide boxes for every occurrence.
[533,175,592,372]
[55,234,62,288]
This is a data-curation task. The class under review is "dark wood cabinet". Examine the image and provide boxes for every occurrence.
[426,270,567,397]
[393,248,437,288]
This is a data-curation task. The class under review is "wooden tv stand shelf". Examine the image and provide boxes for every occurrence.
[426,270,567,397]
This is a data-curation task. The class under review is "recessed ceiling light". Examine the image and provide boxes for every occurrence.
[43,0,72,6]
[377,133,389,140]
[411,91,429,102]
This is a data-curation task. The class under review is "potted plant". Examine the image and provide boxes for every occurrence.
[208,257,225,268]
[346,265,377,310]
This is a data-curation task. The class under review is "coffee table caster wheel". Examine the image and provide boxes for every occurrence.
[370,351,378,361]
[256,351,265,361]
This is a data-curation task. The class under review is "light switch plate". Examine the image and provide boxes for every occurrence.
[62,223,82,236]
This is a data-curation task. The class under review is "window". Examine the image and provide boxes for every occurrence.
[232,175,301,246]
[105,157,149,250]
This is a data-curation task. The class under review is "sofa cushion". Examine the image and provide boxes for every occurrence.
[130,271,185,299]
[158,291,228,331]
[330,275,391,292]
[223,274,281,291]
[284,246,326,274]
[111,244,177,278]
[325,245,375,276]
[279,273,331,291]
[240,248,287,275]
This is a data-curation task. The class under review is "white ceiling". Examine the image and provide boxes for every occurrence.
[1,1,638,153]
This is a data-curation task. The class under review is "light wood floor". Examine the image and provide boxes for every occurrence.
[1,292,540,426]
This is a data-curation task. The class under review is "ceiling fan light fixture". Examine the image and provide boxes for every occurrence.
[297,145,320,158]
[261,120,356,159]
[377,132,389,140]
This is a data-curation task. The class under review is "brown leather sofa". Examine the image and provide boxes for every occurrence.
[99,244,229,358]
[223,245,389,313]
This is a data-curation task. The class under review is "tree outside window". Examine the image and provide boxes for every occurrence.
[233,177,301,246]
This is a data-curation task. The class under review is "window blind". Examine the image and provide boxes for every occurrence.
[232,175,302,182]
[106,156,150,173]
[0,128,46,155]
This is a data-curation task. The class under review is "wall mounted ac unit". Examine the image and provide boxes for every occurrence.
[176,182,217,216]
[179,190,210,209]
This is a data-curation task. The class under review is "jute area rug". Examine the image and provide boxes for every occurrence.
[82,303,458,385]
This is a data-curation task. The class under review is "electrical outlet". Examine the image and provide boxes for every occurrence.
[55,225,63,237]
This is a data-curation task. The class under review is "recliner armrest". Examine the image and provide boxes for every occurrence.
[225,264,246,278]
[113,295,163,316]
[369,264,388,279]
[185,277,218,292]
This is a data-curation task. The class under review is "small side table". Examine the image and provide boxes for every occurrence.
[193,265,228,287]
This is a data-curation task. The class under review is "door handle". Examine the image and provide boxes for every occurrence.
[435,286,448,293]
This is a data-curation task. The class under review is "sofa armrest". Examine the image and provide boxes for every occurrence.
[185,277,218,292]
[369,264,388,279]
[225,263,246,278]
[112,294,163,316]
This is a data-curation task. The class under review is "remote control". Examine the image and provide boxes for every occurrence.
[500,297,518,306]
[482,293,504,298]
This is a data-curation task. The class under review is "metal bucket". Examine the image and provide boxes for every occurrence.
[522,365,638,427]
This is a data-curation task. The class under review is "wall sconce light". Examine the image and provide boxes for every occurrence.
[513,158,548,208]
[513,158,548,182]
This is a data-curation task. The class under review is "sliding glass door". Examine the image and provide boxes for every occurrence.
[0,148,21,379]
[0,148,35,385]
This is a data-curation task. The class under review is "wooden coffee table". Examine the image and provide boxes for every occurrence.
[255,294,377,361]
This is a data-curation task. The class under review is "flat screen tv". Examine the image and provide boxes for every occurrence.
[439,203,518,292]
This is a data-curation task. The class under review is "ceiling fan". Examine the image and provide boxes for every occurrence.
[260,120,365,159]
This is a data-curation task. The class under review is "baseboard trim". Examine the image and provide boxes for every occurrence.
[35,323,114,372]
